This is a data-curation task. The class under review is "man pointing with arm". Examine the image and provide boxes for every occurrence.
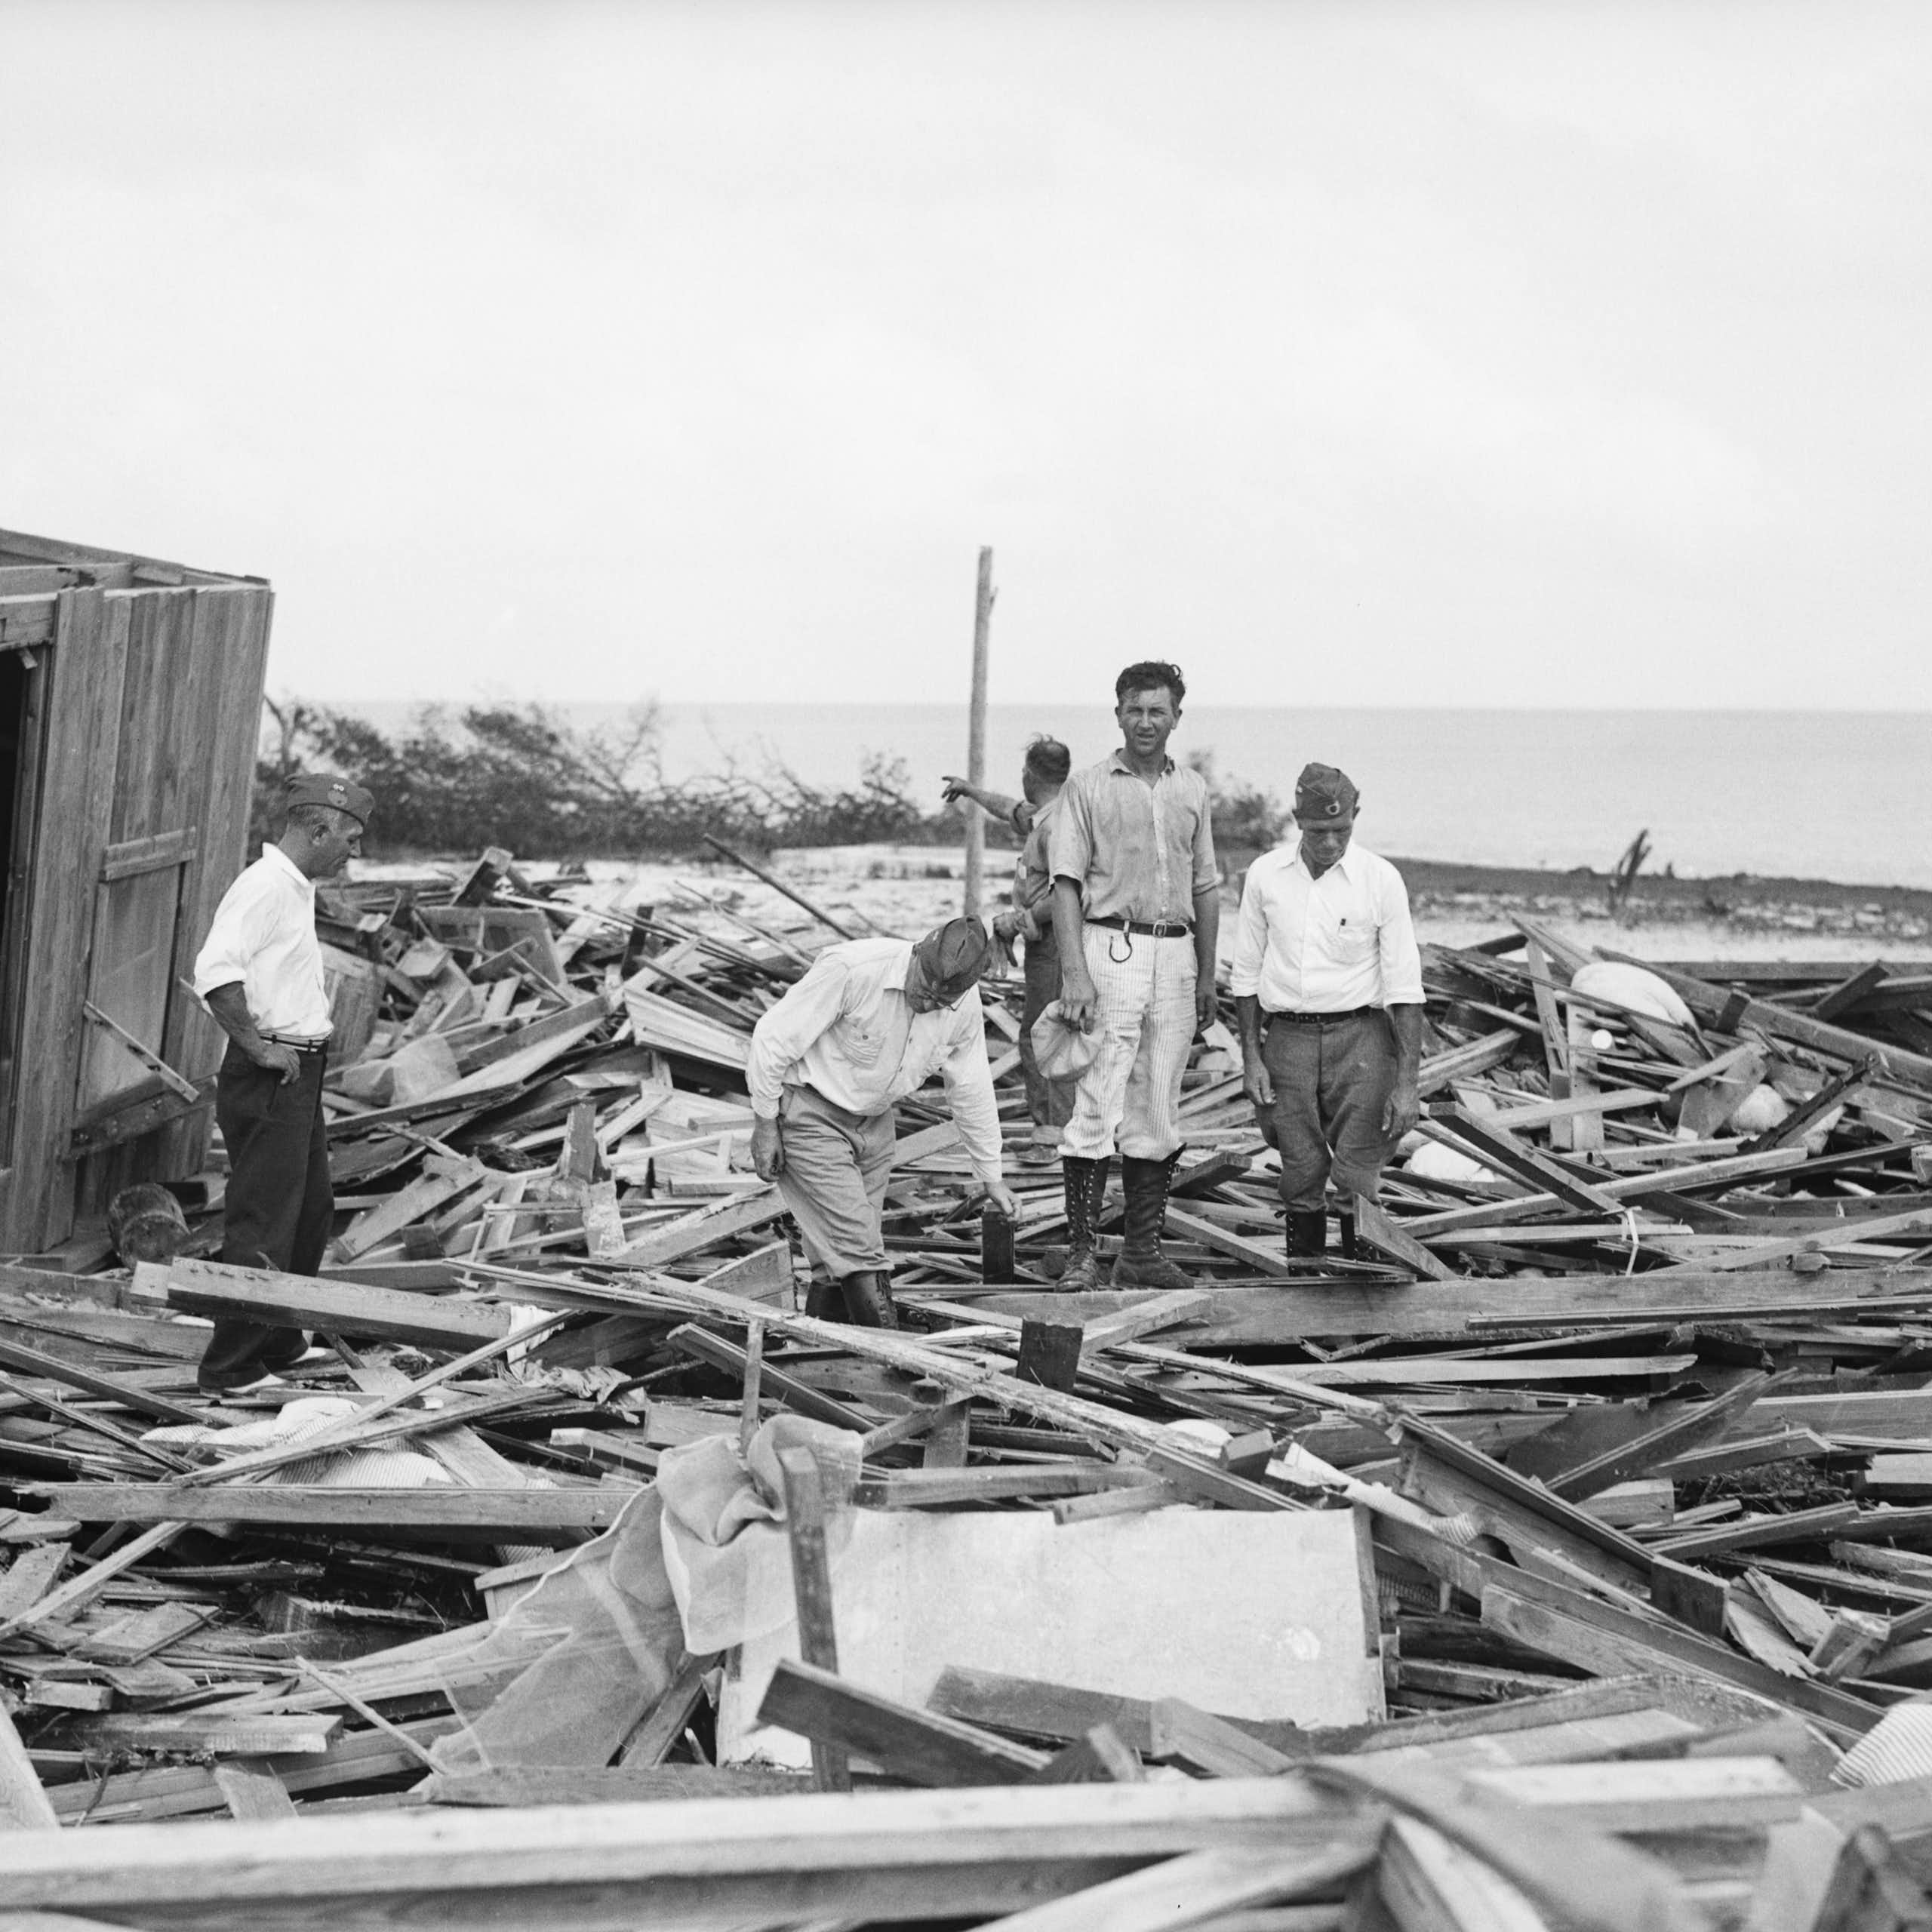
[747,916,1020,1327]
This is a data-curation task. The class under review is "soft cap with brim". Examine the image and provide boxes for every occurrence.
[1030,1001,1103,1081]
[284,772,374,826]
[915,915,992,998]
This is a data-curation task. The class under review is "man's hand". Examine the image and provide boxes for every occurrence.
[250,1040,301,1084]
[1059,968,1099,1032]
[1382,1081,1423,1142]
[940,775,971,805]
[1195,980,1220,1034]
[1241,1057,1278,1146]
[751,1115,785,1181]
[983,1181,1021,1221]
[991,908,1024,943]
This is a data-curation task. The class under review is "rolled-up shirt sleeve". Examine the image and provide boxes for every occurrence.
[746,955,851,1118]
[1377,866,1425,1007]
[1190,784,1220,897]
[192,875,271,1004]
[1227,866,1270,998]
[940,999,1005,1184]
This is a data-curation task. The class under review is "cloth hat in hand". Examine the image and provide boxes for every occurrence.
[1030,1000,1103,1081]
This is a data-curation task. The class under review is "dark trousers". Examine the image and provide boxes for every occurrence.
[1262,1011,1399,1214]
[1018,933,1077,1134]
[197,1043,332,1389]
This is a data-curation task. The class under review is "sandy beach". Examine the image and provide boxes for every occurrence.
[510,844,1932,968]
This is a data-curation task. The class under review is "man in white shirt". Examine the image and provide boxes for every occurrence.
[189,773,371,1392]
[747,916,1020,1327]
[1229,764,1424,1260]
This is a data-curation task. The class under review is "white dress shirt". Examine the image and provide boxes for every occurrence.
[746,937,1004,1183]
[192,844,334,1041]
[1228,838,1425,1013]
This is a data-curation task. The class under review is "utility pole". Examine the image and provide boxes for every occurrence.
[962,546,994,920]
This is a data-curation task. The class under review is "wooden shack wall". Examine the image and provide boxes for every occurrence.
[0,581,273,1251]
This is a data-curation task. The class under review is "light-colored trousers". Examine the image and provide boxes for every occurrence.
[1059,926,1196,1162]
[775,1084,897,1278]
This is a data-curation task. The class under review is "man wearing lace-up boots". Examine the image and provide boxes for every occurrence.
[1048,663,1221,1292]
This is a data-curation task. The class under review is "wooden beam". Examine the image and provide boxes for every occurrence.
[758,1657,1049,1786]
[32,1486,632,1540]
[0,1779,1358,1930]
[152,1257,510,1352]
[777,1446,850,1793]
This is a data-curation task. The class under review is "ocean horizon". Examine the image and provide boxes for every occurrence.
[336,702,1932,891]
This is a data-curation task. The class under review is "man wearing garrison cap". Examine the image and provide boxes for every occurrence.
[1228,763,1425,1261]
[188,773,374,1392]
[747,917,1020,1327]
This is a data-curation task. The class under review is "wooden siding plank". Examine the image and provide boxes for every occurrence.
[2,589,129,1249]
[155,585,272,1180]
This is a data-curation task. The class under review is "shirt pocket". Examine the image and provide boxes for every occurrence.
[1330,917,1377,964]
[832,1017,886,1066]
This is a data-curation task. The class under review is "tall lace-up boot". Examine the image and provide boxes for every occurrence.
[1111,1153,1193,1290]
[1057,1155,1112,1292]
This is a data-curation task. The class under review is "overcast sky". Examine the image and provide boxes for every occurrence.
[2,1,1927,710]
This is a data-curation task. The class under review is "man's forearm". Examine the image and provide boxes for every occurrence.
[1389,1001,1423,1084]
[1051,878,1087,976]
[1192,890,1220,991]
[204,983,266,1055]
[1234,993,1264,1067]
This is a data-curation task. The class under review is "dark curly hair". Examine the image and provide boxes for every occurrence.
[1115,660,1185,706]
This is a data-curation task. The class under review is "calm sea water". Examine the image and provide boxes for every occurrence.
[347,703,1932,888]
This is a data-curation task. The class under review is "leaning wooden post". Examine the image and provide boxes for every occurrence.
[962,546,995,920]
[776,1444,851,1792]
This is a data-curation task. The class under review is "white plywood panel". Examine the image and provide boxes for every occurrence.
[718,1503,1381,1765]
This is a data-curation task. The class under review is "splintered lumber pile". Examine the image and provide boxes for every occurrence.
[11,851,1932,1924]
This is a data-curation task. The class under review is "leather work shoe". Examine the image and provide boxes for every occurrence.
[839,1269,900,1330]
[1285,1210,1328,1259]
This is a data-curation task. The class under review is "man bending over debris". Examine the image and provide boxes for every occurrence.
[748,915,1020,1327]
[1230,762,1423,1261]
[1051,661,1220,1291]
[941,734,1078,1164]
[189,772,373,1393]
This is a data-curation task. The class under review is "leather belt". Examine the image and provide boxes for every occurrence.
[263,1035,331,1052]
[1266,1006,1376,1026]
[1086,915,1193,938]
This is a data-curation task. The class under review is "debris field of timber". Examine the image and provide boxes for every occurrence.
[15,844,1932,1928]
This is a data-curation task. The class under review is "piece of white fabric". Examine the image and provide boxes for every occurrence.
[191,844,334,1040]
[743,937,1003,1182]
[1228,838,1424,1012]
[657,1414,863,1657]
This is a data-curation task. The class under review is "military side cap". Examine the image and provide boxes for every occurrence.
[1294,762,1357,820]
[918,915,992,997]
[284,771,374,825]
